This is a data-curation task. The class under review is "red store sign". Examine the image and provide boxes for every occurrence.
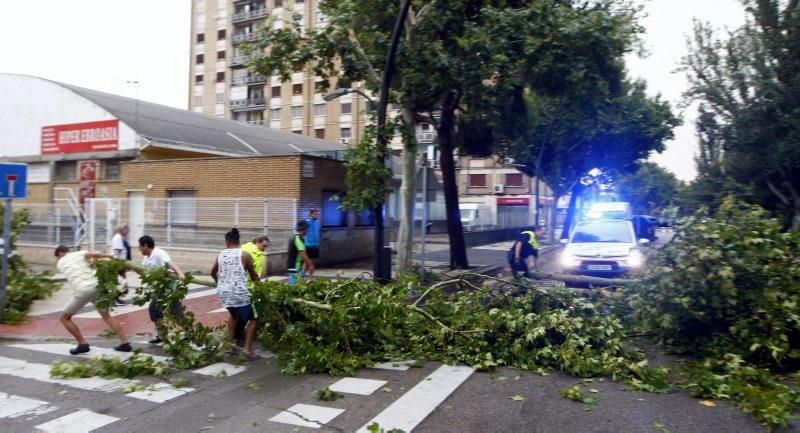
[41,119,119,154]
[497,197,530,205]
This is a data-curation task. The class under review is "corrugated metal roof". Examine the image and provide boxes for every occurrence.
[57,82,346,157]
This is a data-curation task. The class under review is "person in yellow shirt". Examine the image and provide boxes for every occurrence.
[241,235,270,285]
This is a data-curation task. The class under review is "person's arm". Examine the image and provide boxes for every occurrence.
[514,242,523,262]
[211,258,219,282]
[241,252,260,282]
[85,251,113,261]
[167,261,186,281]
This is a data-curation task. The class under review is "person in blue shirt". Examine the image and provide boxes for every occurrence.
[304,208,321,281]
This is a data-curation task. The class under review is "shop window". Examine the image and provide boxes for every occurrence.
[55,161,77,181]
[340,102,351,115]
[505,173,524,187]
[168,190,197,225]
[292,83,303,95]
[321,191,346,227]
[196,33,205,43]
[271,86,281,98]
[315,128,325,139]
[469,174,487,187]
[104,160,122,180]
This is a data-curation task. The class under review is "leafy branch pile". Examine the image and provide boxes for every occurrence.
[625,198,800,428]
[1,205,59,324]
[51,352,167,379]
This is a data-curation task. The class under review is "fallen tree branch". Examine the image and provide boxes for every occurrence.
[529,271,634,286]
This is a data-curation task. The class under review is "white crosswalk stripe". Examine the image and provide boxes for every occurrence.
[0,392,58,419]
[35,409,119,432]
[0,355,136,393]
[10,343,171,363]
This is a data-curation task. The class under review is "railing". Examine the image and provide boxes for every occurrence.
[246,119,265,126]
[232,8,269,22]
[231,74,266,86]
[229,97,266,109]
[231,53,262,66]
[232,33,257,43]
[417,132,436,143]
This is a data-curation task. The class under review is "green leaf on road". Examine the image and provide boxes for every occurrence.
[510,395,525,401]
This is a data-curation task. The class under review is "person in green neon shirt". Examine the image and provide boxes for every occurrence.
[288,220,314,285]
[241,235,270,287]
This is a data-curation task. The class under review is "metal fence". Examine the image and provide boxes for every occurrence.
[18,197,300,252]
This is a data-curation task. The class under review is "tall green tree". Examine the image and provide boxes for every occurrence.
[614,162,679,215]
[681,0,800,229]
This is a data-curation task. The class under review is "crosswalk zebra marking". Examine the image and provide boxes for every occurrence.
[269,403,345,428]
[371,360,417,371]
[192,362,247,377]
[125,382,196,403]
[0,392,58,419]
[10,343,170,363]
[0,355,135,392]
[35,409,119,432]
[328,377,387,395]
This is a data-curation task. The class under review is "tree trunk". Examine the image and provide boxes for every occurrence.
[561,182,584,239]
[437,96,469,269]
[396,107,418,275]
[549,190,561,242]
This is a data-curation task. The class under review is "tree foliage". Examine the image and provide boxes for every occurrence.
[681,0,800,229]
[614,162,679,215]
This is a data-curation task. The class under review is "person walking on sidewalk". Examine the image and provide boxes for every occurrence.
[138,235,186,345]
[211,228,262,360]
[506,227,543,278]
[110,223,131,306]
[303,208,321,281]
[287,220,313,285]
[54,245,131,355]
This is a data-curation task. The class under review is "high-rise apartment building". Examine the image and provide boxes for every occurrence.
[189,0,371,145]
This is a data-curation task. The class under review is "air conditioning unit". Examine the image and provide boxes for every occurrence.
[340,137,352,145]
[493,184,505,194]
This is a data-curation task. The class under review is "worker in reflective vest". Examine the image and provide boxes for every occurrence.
[507,228,542,278]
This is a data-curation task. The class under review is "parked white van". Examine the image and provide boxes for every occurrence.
[459,204,493,231]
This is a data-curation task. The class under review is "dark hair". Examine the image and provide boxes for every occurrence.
[252,235,270,244]
[54,245,70,256]
[138,235,155,249]
[309,208,318,215]
[225,227,240,244]
[295,220,310,231]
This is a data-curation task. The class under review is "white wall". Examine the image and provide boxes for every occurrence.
[0,74,137,158]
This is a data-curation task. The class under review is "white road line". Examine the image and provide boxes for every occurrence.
[357,364,475,432]
[269,403,344,428]
[0,392,58,419]
[192,362,247,377]
[371,360,416,371]
[72,288,219,318]
[9,343,170,363]
[328,377,387,395]
[0,356,135,393]
[126,382,195,403]
[206,307,227,314]
[35,409,119,432]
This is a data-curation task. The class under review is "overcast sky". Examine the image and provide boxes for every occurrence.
[0,0,746,181]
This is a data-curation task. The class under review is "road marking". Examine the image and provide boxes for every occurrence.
[126,382,195,403]
[35,409,119,432]
[72,288,219,318]
[10,343,170,363]
[192,362,247,377]
[329,377,387,395]
[269,403,344,428]
[0,392,58,419]
[357,364,475,432]
[206,307,227,313]
[371,360,416,371]
[0,356,134,392]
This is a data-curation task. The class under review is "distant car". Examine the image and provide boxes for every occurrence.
[560,219,649,277]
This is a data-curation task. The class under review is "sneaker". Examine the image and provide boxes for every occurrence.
[69,343,90,355]
[241,352,263,362]
[226,345,243,355]
[114,343,132,352]
[148,336,163,345]
[115,299,127,307]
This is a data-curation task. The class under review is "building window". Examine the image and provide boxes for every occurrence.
[315,128,325,139]
[197,13,206,25]
[216,71,225,82]
[316,11,327,24]
[340,128,352,139]
[218,29,226,39]
[196,33,205,43]
[217,51,225,60]
[196,54,204,64]
[505,173,524,187]
[216,92,224,104]
[292,83,303,95]
[322,191,346,227]
[291,105,303,118]
[292,130,302,134]
[194,95,203,106]
[340,102,351,115]
[270,108,281,121]
[313,103,325,117]
[469,174,487,187]
[195,74,204,84]
[104,160,122,181]
[168,190,196,225]
[356,209,374,226]
[274,0,283,7]
[271,86,281,98]
[314,81,327,94]
[54,161,77,181]
[421,123,430,131]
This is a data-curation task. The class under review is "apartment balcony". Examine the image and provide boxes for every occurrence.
[231,74,267,86]
[230,53,262,66]
[229,97,266,110]
[232,32,258,44]
[416,132,437,143]
[244,119,265,126]
[232,8,269,23]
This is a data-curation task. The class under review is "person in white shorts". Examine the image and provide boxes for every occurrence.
[54,245,131,355]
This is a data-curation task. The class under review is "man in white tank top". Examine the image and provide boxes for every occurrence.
[211,228,261,360]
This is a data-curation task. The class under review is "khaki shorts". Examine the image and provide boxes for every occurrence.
[63,286,103,316]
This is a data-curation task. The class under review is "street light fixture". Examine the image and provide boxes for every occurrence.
[323,87,374,104]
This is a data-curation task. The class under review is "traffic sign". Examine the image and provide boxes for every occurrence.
[0,163,28,199]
